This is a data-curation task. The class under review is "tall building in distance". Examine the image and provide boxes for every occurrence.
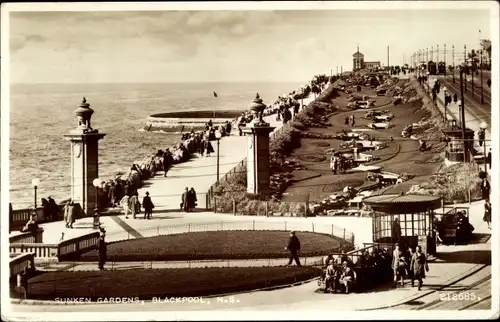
[353,46,381,70]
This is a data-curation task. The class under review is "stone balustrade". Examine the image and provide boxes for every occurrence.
[9,252,35,280]
[9,232,100,262]
[9,228,44,244]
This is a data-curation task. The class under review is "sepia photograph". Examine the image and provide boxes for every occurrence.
[1,1,498,320]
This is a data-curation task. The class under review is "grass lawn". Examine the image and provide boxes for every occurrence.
[23,266,322,301]
[80,231,348,261]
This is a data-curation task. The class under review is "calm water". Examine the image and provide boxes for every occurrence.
[9,81,301,209]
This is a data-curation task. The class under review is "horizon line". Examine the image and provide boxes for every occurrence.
[10,80,312,86]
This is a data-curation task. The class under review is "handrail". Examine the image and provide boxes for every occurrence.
[9,243,59,258]
[9,228,44,244]
[58,232,100,260]
[9,252,35,279]
[9,232,100,261]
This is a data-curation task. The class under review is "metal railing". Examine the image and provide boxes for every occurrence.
[9,229,44,244]
[103,219,355,247]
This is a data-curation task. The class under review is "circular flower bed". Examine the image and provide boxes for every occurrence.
[80,231,350,262]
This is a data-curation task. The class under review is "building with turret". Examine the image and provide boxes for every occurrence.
[353,46,381,70]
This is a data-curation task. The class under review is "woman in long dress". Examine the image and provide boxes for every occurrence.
[120,195,130,219]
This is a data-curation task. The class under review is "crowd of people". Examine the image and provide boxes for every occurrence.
[320,248,392,294]
[319,242,430,294]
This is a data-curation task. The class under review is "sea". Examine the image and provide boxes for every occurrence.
[9,81,303,209]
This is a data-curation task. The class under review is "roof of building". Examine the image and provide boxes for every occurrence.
[353,52,364,58]
[363,194,442,214]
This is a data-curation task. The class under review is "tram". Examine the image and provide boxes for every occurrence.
[427,61,437,75]
[437,62,446,74]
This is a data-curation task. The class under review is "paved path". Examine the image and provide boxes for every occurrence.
[135,91,321,211]
[422,76,491,173]
[11,214,492,314]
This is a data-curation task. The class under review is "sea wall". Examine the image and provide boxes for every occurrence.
[145,110,242,132]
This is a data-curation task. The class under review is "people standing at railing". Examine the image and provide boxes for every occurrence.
[410,245,429,291]
[285,231,301,266]
[162,148,173,177]
[47,196,59,221]
[96,230,107,271]
[142,191,154,220]
[41,198,50,221]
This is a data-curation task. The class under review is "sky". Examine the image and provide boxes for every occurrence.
[8,7,493,84]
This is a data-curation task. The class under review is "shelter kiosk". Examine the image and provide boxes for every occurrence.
[363,194,441,256]
[443,128,475,162]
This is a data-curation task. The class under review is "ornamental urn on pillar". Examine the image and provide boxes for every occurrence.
[63,98,106,216]
[242,93,275,195]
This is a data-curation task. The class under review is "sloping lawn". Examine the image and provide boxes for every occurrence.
[80,230,349,261]
[24,266,322,301]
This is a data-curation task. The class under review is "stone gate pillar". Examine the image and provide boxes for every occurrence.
[63,98,106,216]
[242,94,275,195]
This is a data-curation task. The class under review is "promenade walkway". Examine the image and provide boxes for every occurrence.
[423,76,491,173]
[136,92,320,211]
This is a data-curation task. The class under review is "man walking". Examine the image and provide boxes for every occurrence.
[410,245,429,291]
[142,191,154,219]
[97,230,107,271]
[285,231,301,266]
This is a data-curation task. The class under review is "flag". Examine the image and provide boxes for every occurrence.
[213,91,218,98]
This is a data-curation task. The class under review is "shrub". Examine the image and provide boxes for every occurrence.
[408,163,482,203]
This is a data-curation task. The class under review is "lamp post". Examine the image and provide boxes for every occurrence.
[459,67,467,162]
[215,130,222,184]
[464,45,467,91]
[31,178,40,209]
[480,48,484,104]
[452,45,455,83]
[480,121,488,174]
[443,44,446,76]
[92,178,104,229]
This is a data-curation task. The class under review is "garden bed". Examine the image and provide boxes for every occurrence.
[22,266,322,301]
[80,231,348,261]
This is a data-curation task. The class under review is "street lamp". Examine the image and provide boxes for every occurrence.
[92,178,104,229]
[31,178,40,209]
[93,178,104,207]
[215,130,222,184]
[480,122,488,174]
